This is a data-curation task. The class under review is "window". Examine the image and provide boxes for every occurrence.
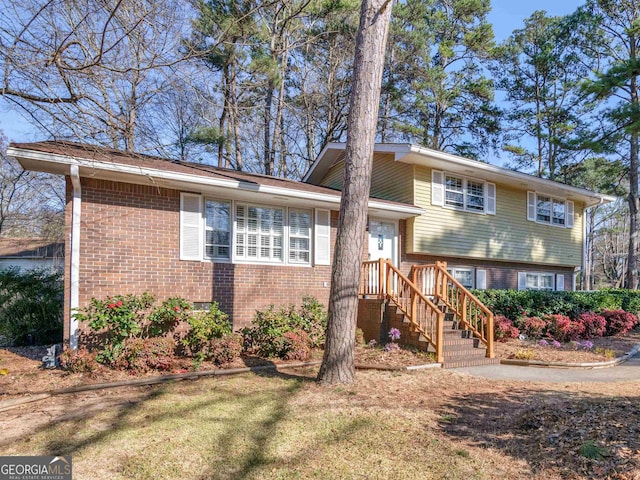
[289,209,311,263]
[236,205,284,262]
[435,172,495,214]
[521,272,554,291]
[448,268,474,289]
[180,193,326,266]
[204,200,231,260]
[528,192,573,228]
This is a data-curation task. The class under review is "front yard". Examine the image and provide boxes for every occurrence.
[2,364,640,479]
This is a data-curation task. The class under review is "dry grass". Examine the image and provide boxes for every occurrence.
[3,366,640,479]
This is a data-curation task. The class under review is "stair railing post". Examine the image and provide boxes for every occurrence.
[436,311,444,364]
[410,286,417,328]
[378,258,384,298]
[385,259,392,298]
[486,312,495,358]
[461,292,467,330]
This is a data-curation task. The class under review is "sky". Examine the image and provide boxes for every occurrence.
[0,0,587,149]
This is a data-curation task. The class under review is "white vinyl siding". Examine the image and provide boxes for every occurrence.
[180,193,203,261]
[528,191,574,228]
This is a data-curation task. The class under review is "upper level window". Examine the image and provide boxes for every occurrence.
[528,192,573,228]
[444,174,486,213]
[204,200,231,260]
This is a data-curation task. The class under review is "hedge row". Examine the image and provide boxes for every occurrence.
[471,289,640,322]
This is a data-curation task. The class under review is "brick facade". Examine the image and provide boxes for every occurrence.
[65,177,337,339]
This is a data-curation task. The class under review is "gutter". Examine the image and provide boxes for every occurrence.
[69,165,81,350]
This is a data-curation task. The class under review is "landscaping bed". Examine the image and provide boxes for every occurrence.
[496,329,640,363]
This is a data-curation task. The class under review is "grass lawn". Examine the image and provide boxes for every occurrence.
[2,367,639,479]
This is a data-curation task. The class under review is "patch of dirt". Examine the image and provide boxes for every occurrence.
[496,330,640,363]
[0,344,432,400]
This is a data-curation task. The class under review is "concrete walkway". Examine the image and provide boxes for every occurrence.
[453,354,640,383]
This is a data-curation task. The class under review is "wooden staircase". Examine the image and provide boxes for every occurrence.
[360,259,496,368]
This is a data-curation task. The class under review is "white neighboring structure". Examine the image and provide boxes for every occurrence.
[0,238,64,272]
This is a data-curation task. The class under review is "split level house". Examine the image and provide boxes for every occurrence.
[8,141,614,365]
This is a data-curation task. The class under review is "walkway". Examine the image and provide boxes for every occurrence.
[453,354,640,383]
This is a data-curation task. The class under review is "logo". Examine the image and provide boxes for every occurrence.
[0,456,72,480]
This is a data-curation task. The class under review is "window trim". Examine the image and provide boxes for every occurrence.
[203,198,232,261]
[233,203,286,264]
[527,191,574,228]
[519,271,556,291]
[188,196,316,267]
[433,171,495,215]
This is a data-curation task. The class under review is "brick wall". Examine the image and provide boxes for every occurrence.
[65,177,337,340]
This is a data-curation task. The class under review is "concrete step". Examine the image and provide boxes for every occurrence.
[442,357,501,369]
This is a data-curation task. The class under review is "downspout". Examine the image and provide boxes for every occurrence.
[69,165,81,350]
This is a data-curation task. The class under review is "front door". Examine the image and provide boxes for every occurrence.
[368,219,397,265]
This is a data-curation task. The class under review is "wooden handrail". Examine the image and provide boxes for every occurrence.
[360,259,445,363]
[410,263,494,359]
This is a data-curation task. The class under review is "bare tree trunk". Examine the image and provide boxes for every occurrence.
[628,131,639,289]
[317,0,392,386]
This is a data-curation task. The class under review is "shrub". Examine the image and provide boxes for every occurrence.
[577,312,606,339]
[298,296,328,348]
[112,337,175,373]
[282,329,311,361]
[520,316,547,338]
[206,333,243,366]
[355,328,365,346]
[544,314,584,342]
[148,297,191,336]
[182,302,231,356]
[602,309,639,336]
[74,292,155,350]
[58,347,98,373]
[494,315,520,341]
[0,268,63,346]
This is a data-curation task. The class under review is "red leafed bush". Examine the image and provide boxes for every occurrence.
[495,315,520,342]
[206,334,243,366]
[544,314,584,342]
[521,316,547,338]
[602,309,639,336]
[113,337,175,373]
[578,312,606,339]
[282,329,311,361]
[58,347,99,373]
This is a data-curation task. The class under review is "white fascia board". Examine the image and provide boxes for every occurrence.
[9,147,423,218]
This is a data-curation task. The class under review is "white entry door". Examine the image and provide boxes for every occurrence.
[368,219,397,265]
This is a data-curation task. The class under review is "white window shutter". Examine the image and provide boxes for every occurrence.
[476,269,487,290]
[517,272,527,290]
[566,201,574,228]
[527,192,536,221]
[314,209,331,266]
[180,193,203,261]
[486,183,496,215]
[432,170,444,206]
[556,274,565,291]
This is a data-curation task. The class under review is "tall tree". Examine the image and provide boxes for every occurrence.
[317,0,392,385]
[578,0,640,289]
[494,11,591,179]
[380,0,499,158]
[0,0,193,152]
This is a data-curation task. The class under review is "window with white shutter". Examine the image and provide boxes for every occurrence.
[434,171,492,214]
[431,170,444,206]
[527,192,574,228]
[475,269,487,290]
[180,193,203,261]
